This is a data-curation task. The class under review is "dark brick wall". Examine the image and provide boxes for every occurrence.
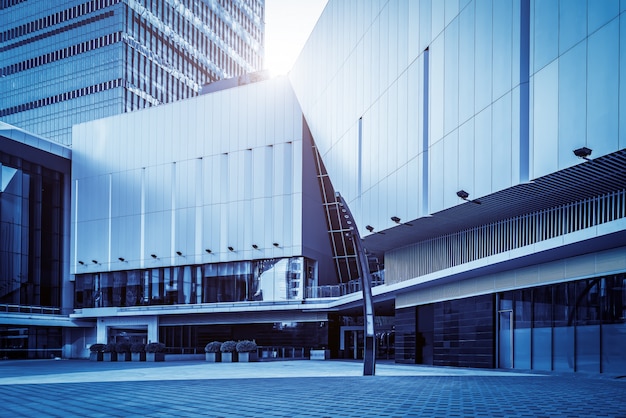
[433,294,495,368]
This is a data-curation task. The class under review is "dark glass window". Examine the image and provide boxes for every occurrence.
[0,155,64,310]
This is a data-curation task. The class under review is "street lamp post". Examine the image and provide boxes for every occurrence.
[336,193,375,376]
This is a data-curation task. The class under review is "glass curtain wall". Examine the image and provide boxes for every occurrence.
[0,156,64,309]
[498,273,626,374]
[74,256,310,308]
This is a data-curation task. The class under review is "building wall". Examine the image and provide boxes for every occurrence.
[290,0,626,234]
[71,75,310,273]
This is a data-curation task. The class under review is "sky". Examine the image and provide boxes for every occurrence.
[264,0,328,75]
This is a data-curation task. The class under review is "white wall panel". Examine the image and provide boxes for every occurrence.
[443,130,459,209]
[492,93,513,192]
[474,107,493,198]
[532,61,558,179]
[458,119,475,200]
[73,76,307,270]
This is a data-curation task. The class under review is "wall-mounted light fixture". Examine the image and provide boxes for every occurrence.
[118,257,125,262]
[273,243,280,247]
[365,225,386,235]
[457,190,481,205]
[78,260,85,265]
[228,246,234,251]
[252,244,259,249]
[391,216,413,226]
[176,251,183,256]
[92,260,98,264]
[573,147,592,161]
[151,254,158,259]
[205,249,212,254]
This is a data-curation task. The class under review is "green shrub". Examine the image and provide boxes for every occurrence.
[103,343,116,353]
[220,340,237,353]
[145,342,165,353]
[89,343,106,353]
[130,343,146,353]
[115,342,131,354]
[205,341,222,353]
[236,340,257,353]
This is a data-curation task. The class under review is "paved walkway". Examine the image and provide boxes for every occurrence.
[0,359,624,417]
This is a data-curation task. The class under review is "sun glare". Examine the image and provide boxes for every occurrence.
[264,0,328,75]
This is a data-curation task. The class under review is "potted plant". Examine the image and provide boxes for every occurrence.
[204,341,222,362]
[102,343,117,362]
[236,340,258,362]
[115,341,132,362]
[220,340,237,362]
[89,343,105,361]
[145,342,165,362]
[130,343,146,362]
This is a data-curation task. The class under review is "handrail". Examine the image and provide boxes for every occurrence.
[0,304,61,315]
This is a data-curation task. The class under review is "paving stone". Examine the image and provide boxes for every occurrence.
[0,360,625,417]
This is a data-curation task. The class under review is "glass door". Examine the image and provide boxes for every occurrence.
[498,310,513,368]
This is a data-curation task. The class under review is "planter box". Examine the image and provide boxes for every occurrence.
[146,352,165,362]
[221,352,237,363]
[131,352,146,362]
[310,349,331,360]
[238,352,258,362]
[205,352,221,362]
[103,352,117,362]
[89,352,103,362]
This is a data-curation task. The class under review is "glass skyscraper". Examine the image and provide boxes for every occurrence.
[0,0,265,145]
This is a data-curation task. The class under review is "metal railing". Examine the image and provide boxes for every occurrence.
[387,189,626,281]
[257,346,307,360]
[305,277,385,299]
[0,304,61,315]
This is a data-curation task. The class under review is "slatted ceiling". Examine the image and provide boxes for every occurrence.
[365,148,626,256]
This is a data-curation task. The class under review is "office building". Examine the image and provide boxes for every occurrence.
[2,0,625,375]
[0,0,264,145]
[0,122,73,358]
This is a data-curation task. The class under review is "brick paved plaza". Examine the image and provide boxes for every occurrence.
[0,360,624,417]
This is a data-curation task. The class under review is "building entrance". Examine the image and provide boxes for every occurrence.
[498,310,513,368]
[108,327,148,345]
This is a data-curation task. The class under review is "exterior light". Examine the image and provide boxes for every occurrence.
[573,147,592,161]
[78,261,85,265]
[151,254,158,259]
[176,251,183,256]
[228,246,234,251]
[457,190,481,205]
[390,216,413,226]
[366,225,374,233]
[92,260,98,264]
[273,243,280,247]
[205,249,212,254]
[252,244,259,249]
[118,257,125,262]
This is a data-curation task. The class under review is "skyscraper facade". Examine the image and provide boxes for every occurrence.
[0,0,264,145]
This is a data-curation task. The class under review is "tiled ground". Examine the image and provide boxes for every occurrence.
[1,360,624,417]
